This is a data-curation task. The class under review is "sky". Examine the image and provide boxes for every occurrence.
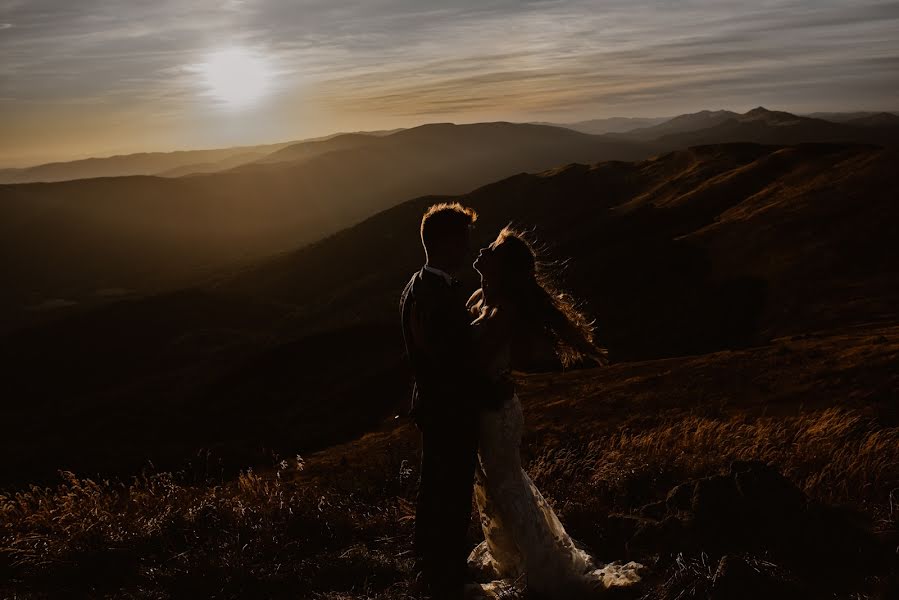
[1,0,898,167]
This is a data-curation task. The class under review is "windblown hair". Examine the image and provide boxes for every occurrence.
[481,226,606,367]
[420,202,478,251]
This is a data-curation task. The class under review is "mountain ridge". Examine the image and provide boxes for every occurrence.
[0,121,650,333]
[4,141,895,484]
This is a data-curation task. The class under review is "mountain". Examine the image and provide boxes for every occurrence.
[225,142,897,348]
[0,142,292,184]
[250,132,380,165]
[614,109,740,140]
[552,116,670,135]
[0,122,649,333]
[649,107,899,149]
[805,111,898,123]
[155,151,271,177]
[599,107,899,150]
[3,141,896,485]
[845,111,899,128]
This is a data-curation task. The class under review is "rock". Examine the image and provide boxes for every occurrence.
[665,481,695,511]
[732,461,806,517]
[638,465,890,595]
[691,474,743,527]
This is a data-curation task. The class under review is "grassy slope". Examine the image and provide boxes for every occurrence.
[3,324,896,598]
[3,143,897,489]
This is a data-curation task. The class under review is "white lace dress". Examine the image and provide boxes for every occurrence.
[466,344,644,597]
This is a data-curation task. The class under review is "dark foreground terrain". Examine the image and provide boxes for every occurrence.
[3,142,897,487]
[2,325,897,598]
[2,141,898,597]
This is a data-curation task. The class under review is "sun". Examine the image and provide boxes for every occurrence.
[199,48,272,109]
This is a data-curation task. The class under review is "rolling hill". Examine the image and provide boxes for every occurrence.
[549,116,669,135]
[806,110,899,123]
[4,108,895,336]
[647,107,899,149]
[2,141,896,486]
[0,122,649,333]
[0,142,292,184]
[611,109,740,140]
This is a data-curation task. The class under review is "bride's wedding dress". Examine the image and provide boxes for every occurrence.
[467,344,643,596]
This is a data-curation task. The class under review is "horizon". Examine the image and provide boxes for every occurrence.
[3,105,898,170]
[2,1,898,167]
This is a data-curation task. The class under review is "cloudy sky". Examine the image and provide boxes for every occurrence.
[1,0,897,166]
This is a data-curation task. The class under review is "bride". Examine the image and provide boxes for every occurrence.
[466,227,643,597]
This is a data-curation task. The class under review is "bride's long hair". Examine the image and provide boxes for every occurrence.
[475,226,606,367]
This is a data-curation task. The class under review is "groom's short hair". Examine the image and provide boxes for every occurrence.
[420,202,478,249]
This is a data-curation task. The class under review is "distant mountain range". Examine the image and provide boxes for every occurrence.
[804,111,899,123]
[3,141,896,483]
[0,122,647,332]
[0,129,404,184]
[540,116,670,135]
[641,107,899,147]
[557,109,899,137]
[0,142,291,184]
[3,109,896,184]
[3,108,898,335]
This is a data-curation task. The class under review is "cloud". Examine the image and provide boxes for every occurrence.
[1,0,898,163]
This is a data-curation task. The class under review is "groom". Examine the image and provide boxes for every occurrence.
[400,202,487,596]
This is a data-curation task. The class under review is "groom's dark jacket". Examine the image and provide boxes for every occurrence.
[400,267,488,426]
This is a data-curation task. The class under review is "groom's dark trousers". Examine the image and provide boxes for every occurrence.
[400,268,482,590]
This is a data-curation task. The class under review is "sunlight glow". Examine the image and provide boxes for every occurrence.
[199,48,272,109]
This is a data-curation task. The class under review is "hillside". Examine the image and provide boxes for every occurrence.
[226,142,898,350]
[553,116,669,135]
[2,142,896,487]
[2,141,897,598]
[4,109,894,336]
[250,132,379,165]
[0,122,649,333]
[2,325,896,598]
[806,110,898,123]
[650,107,899,148]
[0,142,292,184]
[612,109,740,140]
[155,151,271,177]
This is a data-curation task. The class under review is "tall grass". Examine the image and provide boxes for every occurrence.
[531,408,899,525]
[2,407,896,598]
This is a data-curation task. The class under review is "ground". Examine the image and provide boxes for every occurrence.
[3,322,897,598]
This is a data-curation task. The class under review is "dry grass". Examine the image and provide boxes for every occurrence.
[2,406,896,598]
[2,327,897,598]
[531,407,899,522]
[0,464,416,598]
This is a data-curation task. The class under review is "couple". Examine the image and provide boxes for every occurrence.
[400,203,642,598]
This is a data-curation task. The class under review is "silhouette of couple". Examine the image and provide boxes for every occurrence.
[400,203,643,598]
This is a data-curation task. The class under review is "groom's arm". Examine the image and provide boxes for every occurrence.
[416,288,476,370]
[425,290,512,407]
